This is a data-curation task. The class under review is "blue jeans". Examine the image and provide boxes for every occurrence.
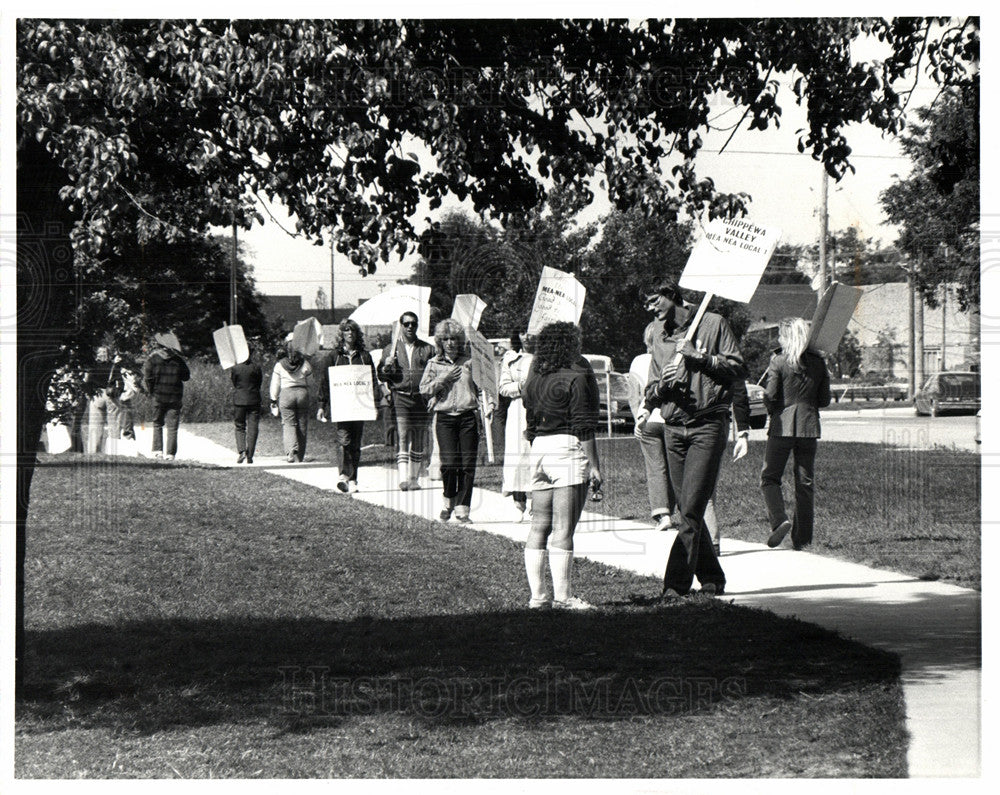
[278,387,309,459]
[152,400,182,456]
[662,415,728,594]
[638,421,677,518]
[761,436,818,547]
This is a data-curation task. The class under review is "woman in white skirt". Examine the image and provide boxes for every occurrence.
[521,322,602,610]
[499,332,535,521]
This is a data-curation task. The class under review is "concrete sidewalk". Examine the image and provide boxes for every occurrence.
[135,426,982,778]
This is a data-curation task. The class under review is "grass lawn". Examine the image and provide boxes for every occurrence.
[18,456,907,778]
[193,418,981,589]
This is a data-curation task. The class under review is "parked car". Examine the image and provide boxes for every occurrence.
[914,371,981,417]
[583,354,633,428]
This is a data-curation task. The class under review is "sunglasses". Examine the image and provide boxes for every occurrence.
[401,321,418,328]
[643,295,661,310]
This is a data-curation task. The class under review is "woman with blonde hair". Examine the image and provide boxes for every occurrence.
[760,317,831,549]
[420,318,494,523]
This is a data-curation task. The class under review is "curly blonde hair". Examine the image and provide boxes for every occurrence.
[433,318,467,355]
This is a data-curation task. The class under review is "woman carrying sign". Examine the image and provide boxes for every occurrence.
[521,322,602,610]
[420,319,494,523]
[318,319,379,493]
[760,317,831,550]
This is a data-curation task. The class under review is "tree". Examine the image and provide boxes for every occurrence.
[880,83,979,309]
[834,329,864,379]
[15,17,979,689]
[578,206,691,367]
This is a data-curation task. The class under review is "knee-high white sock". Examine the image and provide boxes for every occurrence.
[524,547,549,601]
[548,548,574,602]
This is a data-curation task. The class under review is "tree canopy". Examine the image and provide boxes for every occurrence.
[880,84,979,310]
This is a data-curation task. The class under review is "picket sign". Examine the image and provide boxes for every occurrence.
[466,324,498,463]
[808,281,863,354]
[669,218,781,370]
[526,266,586,335]
[327,364,378,423]
[212,323,249,369]
[292,317,323,356]
[45,422,71,454]
[451,294,487,329]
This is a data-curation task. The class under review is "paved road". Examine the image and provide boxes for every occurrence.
[737,407,977,451]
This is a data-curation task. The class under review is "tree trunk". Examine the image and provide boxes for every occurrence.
[16,141,76,694]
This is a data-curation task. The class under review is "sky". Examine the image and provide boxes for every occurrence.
[239,22,943,310]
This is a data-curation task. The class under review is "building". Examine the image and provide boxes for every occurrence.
[746,282,977,380]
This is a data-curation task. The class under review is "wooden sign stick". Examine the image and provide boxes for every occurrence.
[667,291,714,375]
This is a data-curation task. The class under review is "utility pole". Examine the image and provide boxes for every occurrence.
[330,234,336,324]
[940,283,947,372]
[818,166,829,291]
[908,264,916,398]
[230,211,238,325]
[915,261,925,389]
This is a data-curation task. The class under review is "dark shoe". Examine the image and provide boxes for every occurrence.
[767,520,792,548]
[700,582,725,596]
[662,587,687,600]
[439,508,453,521]
[246,455,254,464]
[237,451,246,464]
[400,481,411,491]
[712,542,721,557]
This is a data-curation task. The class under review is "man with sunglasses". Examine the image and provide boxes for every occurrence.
[377,311,435,490]
[635,278,746,598]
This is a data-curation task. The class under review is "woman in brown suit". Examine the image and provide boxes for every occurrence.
[760,317,831,549]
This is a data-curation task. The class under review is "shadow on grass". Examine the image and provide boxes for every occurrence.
[20,606,901,735]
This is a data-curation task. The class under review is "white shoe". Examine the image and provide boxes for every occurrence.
[529,597,552,610]
[336,476,350,493]
[552,596,594,611]
[654,514,676,532]
[348,481,358,493]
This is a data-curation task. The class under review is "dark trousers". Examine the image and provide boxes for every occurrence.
[760,436,818,547]
[436,410,479,508]
[118,399,135,439]
[662,415,728,594]
[234,405,260,458]
[152,399,182,456]
[336,421,365,482]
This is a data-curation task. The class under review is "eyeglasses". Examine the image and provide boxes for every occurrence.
[401,321,418,328]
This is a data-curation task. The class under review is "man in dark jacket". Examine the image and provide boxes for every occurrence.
[376,311,435,490]
[636,279,747,598]
[142,333,190,459]
[230,345,263,464]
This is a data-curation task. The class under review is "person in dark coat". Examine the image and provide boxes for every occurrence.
[760,316,832,549]
[142,333,190,460]
[318,319,379,493]
[230,344,263,464]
